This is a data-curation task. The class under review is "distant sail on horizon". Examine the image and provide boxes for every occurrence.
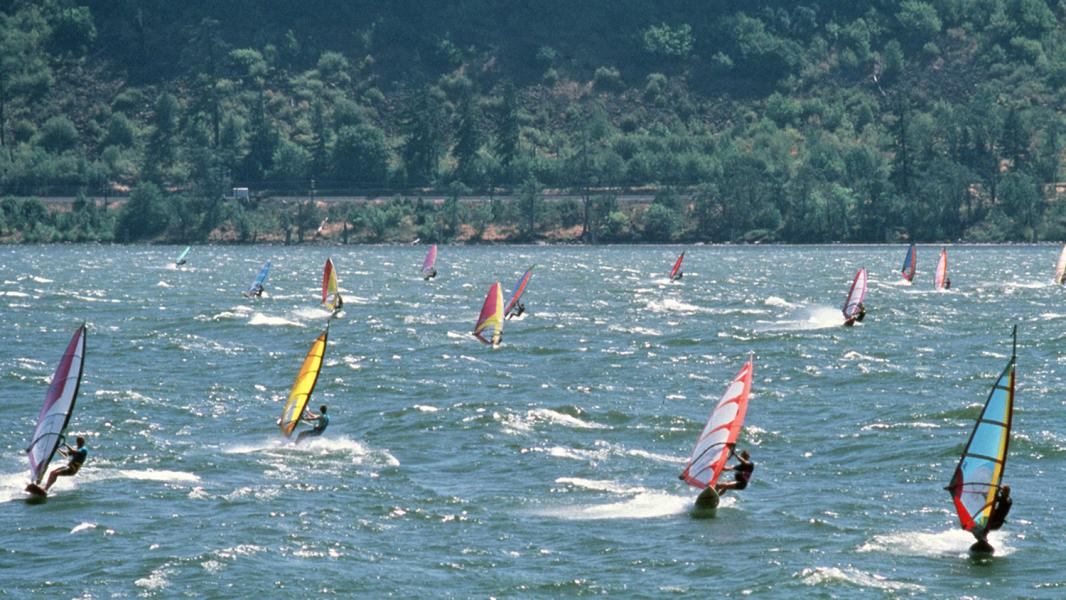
[901,244,916,282]
[670,252,685,280]
[26,324,87,486]
[1056,244,1066,284]
[680,357,753,490]
[843,267,868,320]
[946,327,1016,538]
[175,246,190,266]
[934,249,947,289]
[422,245,438,278]
[246,261,271,295]
[322,257,341,311]
[473,282,504,346]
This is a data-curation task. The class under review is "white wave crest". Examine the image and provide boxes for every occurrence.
[248,313,302,327]
[798,566,925,592]
[857,528,1013,557]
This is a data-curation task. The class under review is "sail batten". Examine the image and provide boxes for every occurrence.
[279,327,329,437]
[946,327,1016,537]
[680,358,753,490]
[474,282,504,346]
[27,324,87,485]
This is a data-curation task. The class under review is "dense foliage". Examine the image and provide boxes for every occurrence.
[1,1,1064,243]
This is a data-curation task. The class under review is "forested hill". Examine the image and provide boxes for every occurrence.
[2,1,1065,244]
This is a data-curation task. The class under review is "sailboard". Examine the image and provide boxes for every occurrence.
[25,324,87,495]
[422,245,438,279]
[175,246,191,266]
[322,257,341,312]
[680,357,754,493]
[279,326,329,438]
[934,249,948,290]
[504,266,534,318]
[245,261,271,296]
[945,326,1016,540]
[901,244,916,282]
[670,252,685,280]
[843,267,868,321]
[473,282,504,346]
[1056,244,1066,285]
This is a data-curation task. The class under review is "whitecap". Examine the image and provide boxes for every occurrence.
[798,566,925,592]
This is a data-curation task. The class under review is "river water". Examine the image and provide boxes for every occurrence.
[1,245,1064,598]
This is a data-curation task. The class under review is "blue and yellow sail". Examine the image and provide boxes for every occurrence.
[946,326,1016,536]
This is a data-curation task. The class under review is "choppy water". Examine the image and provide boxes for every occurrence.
[2,244,1065,598]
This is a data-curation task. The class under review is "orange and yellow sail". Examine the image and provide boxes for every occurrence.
[473,282,504,346]
[279,327,329,437]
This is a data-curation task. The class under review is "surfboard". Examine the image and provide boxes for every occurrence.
[691,486,720,518]
[25,483,47,498]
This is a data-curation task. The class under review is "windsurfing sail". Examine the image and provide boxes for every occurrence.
[680,357,754,489]
[473,282,504,346]
[945,326,1016,537]
[246,261,271,295]
[26,324,87,485]
[504,266,534,317]
[279,326,329,438]
[422,245,438,277]
[322,257,340,310]
[901,244,916,282]
[670,252,685,280]
[843,267,868,320]
[934,249,948,290]
[175,246,190,265]
[1056,244,1066,284]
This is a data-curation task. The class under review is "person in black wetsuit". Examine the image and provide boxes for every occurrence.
[970,485,1012,554]
[44,436,87,491]
[424,268,437,281]
[715,448,754,495]
[944,278,952,289]
[295,405,329,444]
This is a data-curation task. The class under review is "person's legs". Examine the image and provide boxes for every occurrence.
[44,465,76,490]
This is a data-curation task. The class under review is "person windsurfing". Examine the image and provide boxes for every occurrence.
[424,268,437,281]
[295,405,329,444]
[844,302,866,327]
[714,447,754,496]
[42,436,87,492]
[507,302,526,320]
[971,485,1012,553]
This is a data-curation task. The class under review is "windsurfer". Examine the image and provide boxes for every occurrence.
[508,303,525,319]
[424,268,437,281]
[252,283,264,297]
[43,436,87,491]
[295,405,329,444]
[844,303,866,327]
[673,272,683,280]
[714,447,754,495]
[944,278,951,289]
[333,295,343,312]
[969,485,1012,554]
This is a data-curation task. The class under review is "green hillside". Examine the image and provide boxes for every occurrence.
[1,1,1064,243]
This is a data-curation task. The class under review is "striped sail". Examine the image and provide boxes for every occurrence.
[279,327,329,437]
[422,245,438,277]
[1056,244,1066,284]
[473,282,504,346]
[504,266,534,317]
[843,267,868,319]
[934,249,947,290]
[322,257,340,310]
[670,252,685,280]
[246,261,270,295]
[901,244,916,282]
[27,324,87,484]
[680,358,753,489]
[946,327,1016,536]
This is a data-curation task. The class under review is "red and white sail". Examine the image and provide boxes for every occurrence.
[27,324,87,485]
[680,358,753,489]
[934,248,948,290]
